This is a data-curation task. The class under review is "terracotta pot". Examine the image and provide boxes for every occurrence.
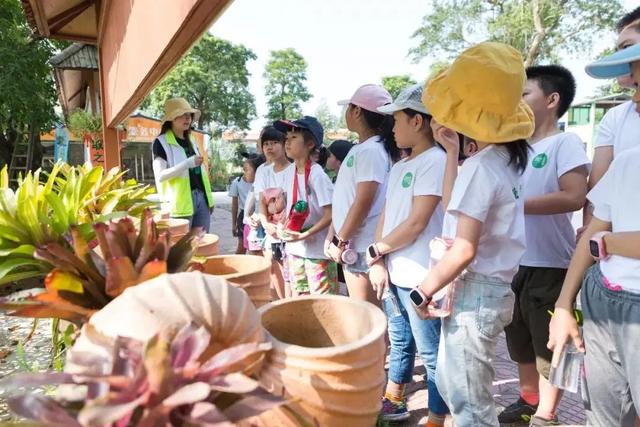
[156,218,189,237]
[258,295,387,427]
[67,272,266,374]
[203,255,271,308]
[196,233,220,257]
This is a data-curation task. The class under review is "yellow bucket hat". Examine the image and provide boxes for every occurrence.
[422,42,534,143]
[162,97,201,124]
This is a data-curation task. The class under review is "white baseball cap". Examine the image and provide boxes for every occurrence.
[377,83,430,115]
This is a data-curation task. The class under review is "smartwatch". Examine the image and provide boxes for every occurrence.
[589,231,610,260]
[366,243,383,266]
[409,287,432,309]
[332,235,348,248]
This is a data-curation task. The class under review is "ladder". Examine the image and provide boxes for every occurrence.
[8,128,34,186]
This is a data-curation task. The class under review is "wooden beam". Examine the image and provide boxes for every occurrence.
[48,0,96,34]
[49,33,97,44]
[25,0,50,36]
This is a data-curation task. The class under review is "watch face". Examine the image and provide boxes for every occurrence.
[332,235,341,246]
[589,240,600,258]
[368,245,378,258]
[409,289,424,306]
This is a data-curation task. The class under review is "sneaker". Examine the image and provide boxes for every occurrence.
[529,415,560,426]
[380,397,410,422]
[498,397,538,426]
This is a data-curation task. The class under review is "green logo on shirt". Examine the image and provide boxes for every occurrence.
[532,153,548,168]
[346,155,354,167]
[512,185,521,199]
[401,172,413,188]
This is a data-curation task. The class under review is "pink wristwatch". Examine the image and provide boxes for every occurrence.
[589,231,610,260]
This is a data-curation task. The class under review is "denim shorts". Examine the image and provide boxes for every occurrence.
[344,251,369,274]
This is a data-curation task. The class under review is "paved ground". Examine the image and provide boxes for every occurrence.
[0,203,587,425]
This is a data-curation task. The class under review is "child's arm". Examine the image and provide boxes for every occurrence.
[525,166,588,215]
[604,231,640,259]
[286,205,333,242]
[336,181,378,240]
[231,196,239,236]
[374,204,385,241]
[548,217,611,354]
[374,196,440,254]
[583,146,614,226]
[433,125,460,210]
[418,212,481,296]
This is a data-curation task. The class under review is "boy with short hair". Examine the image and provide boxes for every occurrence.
[500,65,590,426]
[549,44,640,427]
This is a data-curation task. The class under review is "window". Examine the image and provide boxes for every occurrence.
[568,106,591,125]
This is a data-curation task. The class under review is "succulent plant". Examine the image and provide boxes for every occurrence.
[0,209,202,324]
[1,322,294,426]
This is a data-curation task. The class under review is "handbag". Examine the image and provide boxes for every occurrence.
[284,161,311,232]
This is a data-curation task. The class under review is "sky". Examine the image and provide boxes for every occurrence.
[210,0,640,131]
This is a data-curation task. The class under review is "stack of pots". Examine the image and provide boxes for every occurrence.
[196,234,220,256]
[258,295,387,426]
[203,255,271,307]
[156,218,189,244]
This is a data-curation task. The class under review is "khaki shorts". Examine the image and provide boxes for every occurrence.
[504,265,567,378]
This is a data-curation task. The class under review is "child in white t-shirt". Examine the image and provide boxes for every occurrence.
[229,155,265,254]
[254,125,292,299]
[326,84,396,304]
[273,116,338,295]
[549,40,640,427]
[367,84,449,426]
[411,42,534,426]
[499,65,590,426]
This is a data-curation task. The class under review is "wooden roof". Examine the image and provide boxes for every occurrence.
[50,43,98,69]
[21,0,99,44]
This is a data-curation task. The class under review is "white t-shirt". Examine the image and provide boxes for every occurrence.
[228,176,252,209]
[258,162,294,245]
[443,145,526,283]
[332,136,391,252]
[252,163,269,202]
[588,145,640,293]
[282,163,334,259]
[594,101,640,156]
[521,133,591,268]
[382,147,446,288]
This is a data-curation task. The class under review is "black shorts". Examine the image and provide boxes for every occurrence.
[505,265,567,378]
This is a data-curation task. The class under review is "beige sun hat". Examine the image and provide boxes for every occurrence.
[162,97,201,123]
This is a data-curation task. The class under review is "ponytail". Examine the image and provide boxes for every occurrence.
[361,108,399,162]
[503,139,531,174]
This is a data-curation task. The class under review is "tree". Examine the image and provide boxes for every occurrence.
[315,99,338,142]
[141,34,256,134]
[410,0,622,67]
[381,75,418,99]
[0,0,59,169]
[264,48,312,121]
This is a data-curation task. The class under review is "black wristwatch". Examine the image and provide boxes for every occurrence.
[409,287,432,308]
[332,235,348,248]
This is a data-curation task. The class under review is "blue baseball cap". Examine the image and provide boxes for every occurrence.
[273,116,324,147]
[585,43,640,79]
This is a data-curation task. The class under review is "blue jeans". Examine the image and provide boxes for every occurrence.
[384,284,448,415]
[177,188,211,232]
[436,272,514,427]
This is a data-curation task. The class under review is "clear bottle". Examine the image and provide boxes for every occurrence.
[548,340,584,393]
[382,287,402,318]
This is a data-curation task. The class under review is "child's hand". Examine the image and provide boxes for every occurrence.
[280,229,307,242]
[433,123,460,154]
[369,261,389,300]
[264,222,277,237]
[548,306,585,360]
[248,215,260,228]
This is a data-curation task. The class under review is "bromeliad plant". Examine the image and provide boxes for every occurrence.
[2,322,296,426]
[0,209,202,324]
[0,162,155,285]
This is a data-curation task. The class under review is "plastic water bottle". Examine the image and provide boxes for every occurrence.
[382,287,402,318]
[549,340,584,393]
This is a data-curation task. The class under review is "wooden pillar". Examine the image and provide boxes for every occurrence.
[102,125,120,170]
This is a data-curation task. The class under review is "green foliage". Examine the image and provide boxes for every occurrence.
[0,0,58,166]
[0,162,155,285]
[66,109,102,138]
[264,48,312,121]
[141,34,256,133]
[381,75,418,99]
[410,0,622,66]
[315,100,338,142]
[51,320,74,371]
[207,140,232,191]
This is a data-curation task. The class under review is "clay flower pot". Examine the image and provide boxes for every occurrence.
[203,255,271,308]
[196,233,220,257]
[156,218,189,242]
[67,272,266,374]
[258,295,387,427]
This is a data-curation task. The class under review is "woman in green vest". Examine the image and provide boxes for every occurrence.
[152,98,215,232]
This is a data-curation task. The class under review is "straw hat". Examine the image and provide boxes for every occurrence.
[162,97,201,123]
[422,42,534,143]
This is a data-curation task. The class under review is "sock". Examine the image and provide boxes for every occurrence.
[384,383,406,403]
[521,391,540,406]
[426,413,446,427]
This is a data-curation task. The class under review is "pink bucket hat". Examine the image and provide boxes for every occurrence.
[338,84,392,113]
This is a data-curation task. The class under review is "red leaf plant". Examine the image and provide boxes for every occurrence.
[0,322,292,426]
[0,209,203,325]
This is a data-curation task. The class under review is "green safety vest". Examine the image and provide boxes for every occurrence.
[155,130,214,217]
